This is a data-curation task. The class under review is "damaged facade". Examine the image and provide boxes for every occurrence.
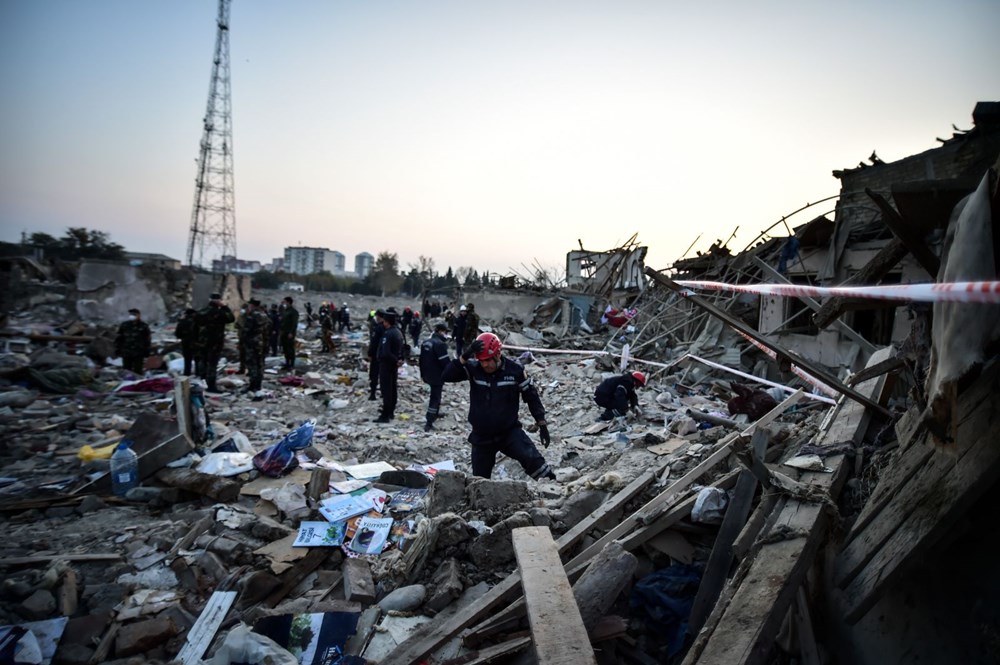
[0,102,997,665]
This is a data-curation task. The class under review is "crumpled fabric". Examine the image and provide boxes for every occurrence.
[629,564,702,657]
[252,421,315,477]
[116,377,174,393]
[25,367,94,394]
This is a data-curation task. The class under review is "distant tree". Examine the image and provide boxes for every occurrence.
[464,269,480,287]
[26,228,124,261]
[251,270,281,289]
[371,251,403,296]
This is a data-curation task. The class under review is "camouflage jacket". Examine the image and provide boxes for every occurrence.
[197,303,235,350]
[115,319,151,357]
[241,310,271,348]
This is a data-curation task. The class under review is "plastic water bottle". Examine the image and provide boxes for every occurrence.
[110,439,139,496]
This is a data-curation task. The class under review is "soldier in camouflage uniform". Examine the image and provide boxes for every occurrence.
[240,298,271,391]
[115,308,151,374]
[196,292,235,392]
[235,304,248,374]
[280,296,300,370]
[175,308,198,376]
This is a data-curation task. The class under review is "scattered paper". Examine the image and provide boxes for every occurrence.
[343,461,396,480]
[348,516,393,555]
[293,521,346,547]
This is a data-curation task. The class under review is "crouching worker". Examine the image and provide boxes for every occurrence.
[443,332,556,481]
[594,371,646,421]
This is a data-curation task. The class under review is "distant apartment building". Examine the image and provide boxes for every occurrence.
[265,257,285,272]
[211,255,261,274]
[284,246,335,275]
[354,252,374,278]
[330,251,346,275]
[124,251,182,270]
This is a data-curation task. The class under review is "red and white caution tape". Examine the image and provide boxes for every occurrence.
[685,353,837,405]
[735,330,840,398]
[674,280,1000,304]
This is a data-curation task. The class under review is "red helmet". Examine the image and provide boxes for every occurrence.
[631,371,647,386]
[475,332,502,361]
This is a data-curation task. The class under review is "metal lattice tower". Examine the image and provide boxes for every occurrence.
[187,0,236,269]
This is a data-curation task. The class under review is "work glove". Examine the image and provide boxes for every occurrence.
[462,339,484,361]
[537,421,551,447]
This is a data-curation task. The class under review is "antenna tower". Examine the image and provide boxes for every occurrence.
[187,0,236,269]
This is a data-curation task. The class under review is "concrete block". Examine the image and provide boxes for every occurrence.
[468,511,532,569]
[20,589,56,620]
[466,479,531,511]
[427,470,468,517]
[425,559,464,613]
[114,616,179,657]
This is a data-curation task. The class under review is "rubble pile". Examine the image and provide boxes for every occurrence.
[0,285,841,665]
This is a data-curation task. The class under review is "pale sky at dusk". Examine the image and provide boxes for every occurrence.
[1,1,997,277]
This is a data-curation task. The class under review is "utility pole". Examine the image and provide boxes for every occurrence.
[187,0,237,269]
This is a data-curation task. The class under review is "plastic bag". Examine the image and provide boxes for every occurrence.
[691,486,729,524]
[252,421,315,477]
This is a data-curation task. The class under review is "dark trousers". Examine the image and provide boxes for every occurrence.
[181,344,195,376]
[368,359,380,397]
[596,392,630,420]
[198,346,222,391]
[269,334,278,356]
[246,344,264,390]
[122,355,144,374]
[469,427,549,479]
[378,362,398,418]
[281,335,295,368]
[455,341,463,358]
[425,383,443,424]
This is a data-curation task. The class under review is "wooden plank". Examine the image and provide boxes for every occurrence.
[0,553,121,567]
[645,268,890,417]
[176,590,237,664]
[384,467,661,665]
[794,588,821,665]
[512,527,597,665]
[344,606,382,656]
[865,187,940,277]
[174,376,193,443]
[440,636,532,665]
[838,362,1000,622]
[264,548,329,608]
[811,239,909,329]
[688,429,770,634]
[72,433,194,496]
[690,348,892,665]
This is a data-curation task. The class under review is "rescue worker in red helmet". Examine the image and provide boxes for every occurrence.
[442,332,556,481]
[594,370,646,421]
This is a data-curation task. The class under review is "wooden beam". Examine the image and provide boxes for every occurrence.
[687,429,770,634]
[751,256,877,355]
[72,433,194,496]
[689,347,893,665]
[645,268,890,417]
[865,188,940,278]
[836,361,1000,622]
[811,239,908,329]
[174,377,193,443]
[512,527,597,665]
[0,553,121,567]
[176,590,237,665]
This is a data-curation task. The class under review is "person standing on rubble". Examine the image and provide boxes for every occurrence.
[279,296,299,370]
[408,311,423,348]
[443,332,556,481]
[452,305,467,357]
[367,309,385,401]
[267,304,280,356]
[319,304,335,353]
[375,308,405,423]
[175,308,198,376]
[338,302,351,332]
[463,303,481,350]
[419,322,451,431]
[195,292,235,392]
[115,308,151,374]
[235,303,248,374]
[594,371,646,421]
[241,298,270,392]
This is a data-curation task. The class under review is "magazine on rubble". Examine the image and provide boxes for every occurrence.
[254,610,360,665]
[318,487,387,522]
[387,487,428,514]
[347,516,394,555]
[293,521,346,547]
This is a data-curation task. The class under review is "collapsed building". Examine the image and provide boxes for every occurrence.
[0,102,996,665]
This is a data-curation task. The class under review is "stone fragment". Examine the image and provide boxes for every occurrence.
[77,495,107,513]
[114,615,179,657]
[52,643,93,665]
[427,470,467,517]
[466,479,531,511]
[425,559,463,613]
[196,551,228,583]
[20,589,56,620]
[556,489,609,528]
[528,507,554,528]
[431,513,477,549]
[468,511,532,569]
[377,584,426,612]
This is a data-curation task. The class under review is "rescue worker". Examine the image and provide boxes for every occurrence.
[196,292,235,392]
[304,301,314,328]
[375,308,404,423]
[339,303,351,332]
[175,308,198,376]
[408,311,423,348]
[280,296,299,370]
[419,322,451,431]
[240,298,271,392]
[594,371,646,421]
[235,303,248,373]
[400,306,414,332]
[442,332,555,480]
[115,308,151,374]
[366,310,384,400]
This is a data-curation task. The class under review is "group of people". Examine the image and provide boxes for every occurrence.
[118,294,649,484]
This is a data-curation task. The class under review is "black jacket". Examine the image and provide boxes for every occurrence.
[419,332,450,385]
[594,374,638,409]
[368,321,384,359]
[442,356,545,436]
[377,325,405,364]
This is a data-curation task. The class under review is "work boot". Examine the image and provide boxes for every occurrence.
[368,393,377,401]
[424,421,434,432]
